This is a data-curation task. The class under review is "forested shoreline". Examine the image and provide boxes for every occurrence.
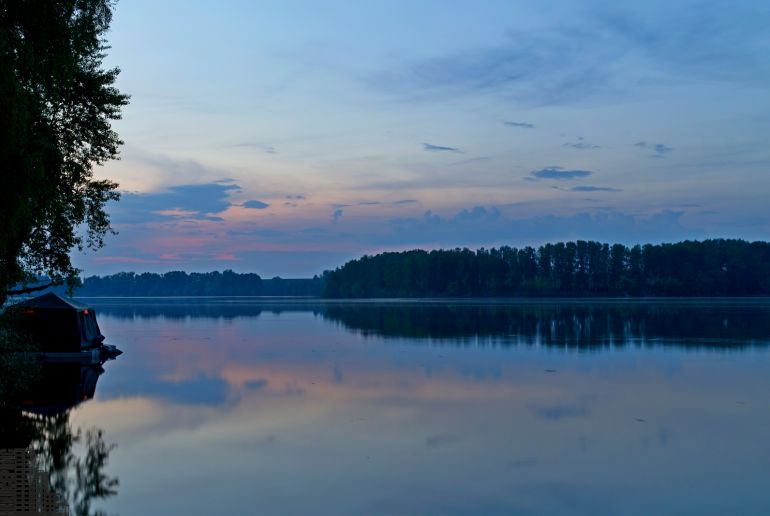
[35,239,770,298]
[322,239,770,298]
[73,271,323,297]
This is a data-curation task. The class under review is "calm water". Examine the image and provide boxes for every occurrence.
[55,300,770,514]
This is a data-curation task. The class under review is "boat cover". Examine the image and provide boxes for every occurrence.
[15,293,105,352]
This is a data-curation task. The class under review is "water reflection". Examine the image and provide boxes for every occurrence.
[322,302,770,348]
[0,361,118,515]
[91,298,770,349]
[70,299,770,515]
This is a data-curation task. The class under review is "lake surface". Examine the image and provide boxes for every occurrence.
[38,299,770,514]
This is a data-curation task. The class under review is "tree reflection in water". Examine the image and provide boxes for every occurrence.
[28,410,118,516]
[320,301,770,349]
[0,358,118,515]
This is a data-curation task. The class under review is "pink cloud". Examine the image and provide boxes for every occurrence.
[93,256,154,264]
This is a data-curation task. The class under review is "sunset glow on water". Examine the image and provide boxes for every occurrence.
[71,299,770,515]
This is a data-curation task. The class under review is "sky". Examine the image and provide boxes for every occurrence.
[74,0,770,277]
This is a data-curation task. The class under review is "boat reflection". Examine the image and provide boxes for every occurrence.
[0,360,118,515]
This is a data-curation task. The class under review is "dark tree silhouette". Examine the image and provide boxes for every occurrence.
[0,0,128,304]
[323,239,770,298]
[73,270,324,297]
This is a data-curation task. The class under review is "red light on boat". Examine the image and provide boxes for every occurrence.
[83,309,89,315]
[22,309,34,315]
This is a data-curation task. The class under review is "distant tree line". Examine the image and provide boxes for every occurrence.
[322,239,770,298]
[75,271,323,297]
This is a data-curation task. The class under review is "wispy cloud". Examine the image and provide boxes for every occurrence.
[531,402,589,421]
[368,3,770,106]
[131,151,225,183]
[383,207,690,247]
[226,142,277,154]
[635,141,673,157]
[570,186,621,192]
[330,199,419,209]
[242,199,270,209]
[449,157,492,167]
[566,137,600,150]
[423,143,462,153]
[530,167,593,180]
[504,121,535,129]
[370,29,616,106]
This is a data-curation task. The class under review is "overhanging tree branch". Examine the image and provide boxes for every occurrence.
[0,1,127,306]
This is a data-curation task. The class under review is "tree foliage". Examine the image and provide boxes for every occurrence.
[323,239,770,298]
[74,270,324,297]
[0,0,128,303]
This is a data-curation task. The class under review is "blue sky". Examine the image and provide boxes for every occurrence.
[75,0,770,277]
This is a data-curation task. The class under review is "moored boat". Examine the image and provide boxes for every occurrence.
[14,293,121,363]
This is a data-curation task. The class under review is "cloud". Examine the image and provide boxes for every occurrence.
[531,403,589,421]
[325,199,417,210]
[530,167,593,180]
[568,142,600,149]
[449,157,492,167]
[286,195,305,200]
[332,209,343,223]
[504,121,535,129]
[423,143,462,153]
[242,199,270,209]
[362,199,418,206]
[425,433,460,449]
[132,151,224,181]
[370,29,616,105]
[596,3,770,85]
[383,207,689,247]
[112,183,241,223]
[226,228,286,238]
[454,206,501,222]
[566,137,600,149]
[368,3,770,106]
[226,142,277,154]
[635,141,673,157]
[570,186,622,192]
[245,379,268,390]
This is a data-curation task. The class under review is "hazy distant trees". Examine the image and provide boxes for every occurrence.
[77,270,323,297]
[322,239,770,298]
